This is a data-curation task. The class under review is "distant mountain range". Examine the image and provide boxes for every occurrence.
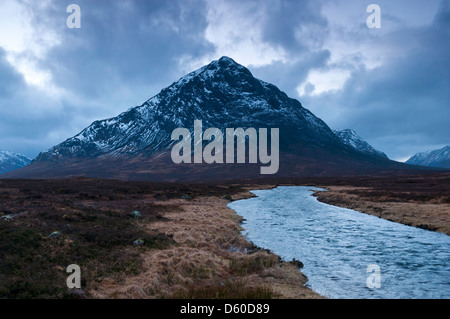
[2,57,432,181]
[333,129,388,159]
[0,151,31,174]
[406,146,450,168]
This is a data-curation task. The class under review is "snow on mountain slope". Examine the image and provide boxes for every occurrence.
[5,56,418,180]
[406,146,450,168]
[0,151,31,174]
[35,56,342,162]
[333,129,388,159]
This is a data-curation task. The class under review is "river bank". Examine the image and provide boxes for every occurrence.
[1,173,447,298]
[228,186,450,299]
[310,174,450,236]
[0,178,322,299]
[94,173,449,299]
[93,187,323,298]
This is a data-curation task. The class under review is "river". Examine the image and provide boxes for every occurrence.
[227,186,450,299]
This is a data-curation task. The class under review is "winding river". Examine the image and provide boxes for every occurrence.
[228,186,450,299]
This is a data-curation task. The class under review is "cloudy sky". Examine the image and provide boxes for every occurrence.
[0,0,448,161]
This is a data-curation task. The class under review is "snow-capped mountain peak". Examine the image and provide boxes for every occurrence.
[169,56,251,88]
[333,129,388,159]
[0,151,31,174]
[35,56,339,162]
[406,145,450,168]
[5,57,411,180]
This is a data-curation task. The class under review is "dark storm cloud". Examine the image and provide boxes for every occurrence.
[0,49,51,156]
[0,0,448,161]
[302,2,450,160]
[0,49,24,96]
[259,0,328,53]
[1,0,214,158]
[0,46,70,156]
[246,0,331,94]
[42,0,213,100]
[250,50,331,98]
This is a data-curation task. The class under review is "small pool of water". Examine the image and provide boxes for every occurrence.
[228,186,450,299]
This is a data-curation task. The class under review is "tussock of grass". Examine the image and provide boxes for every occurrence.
[230,252,279,276]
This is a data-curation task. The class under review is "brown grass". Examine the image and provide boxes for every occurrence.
[312,175,450,236]
[91,193,322,299]
[0,179,243,298]
[168,278,275,299]
[2,173,447,299]
[0,178,320,299]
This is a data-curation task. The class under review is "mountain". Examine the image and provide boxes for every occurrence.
[0,151,31,174]
[35,56,339,161]
[406,146,450,168]
[333,129,388,159]
[2,57,422,181]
